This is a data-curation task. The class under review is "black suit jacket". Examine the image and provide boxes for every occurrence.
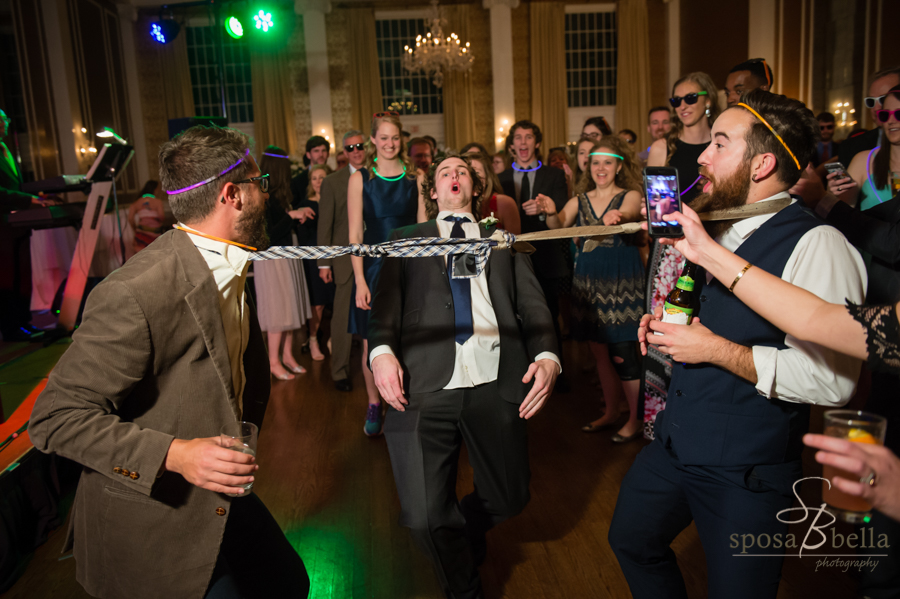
[498,165,570,276]
[0,143,32,213]
[367,220,557,404]
[838,128,879,169]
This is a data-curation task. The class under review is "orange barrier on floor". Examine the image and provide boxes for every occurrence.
[0,378,46,472]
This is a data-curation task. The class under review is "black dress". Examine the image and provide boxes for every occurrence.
[668,138,709,205]
[295,198,335,306]
[848,302,900,375]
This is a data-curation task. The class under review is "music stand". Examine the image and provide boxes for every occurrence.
[57,143,135,331]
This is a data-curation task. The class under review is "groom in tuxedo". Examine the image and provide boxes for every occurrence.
[369,154,560,599]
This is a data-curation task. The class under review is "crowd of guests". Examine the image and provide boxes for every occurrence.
[13,41,900,598]
[245,57,900,597]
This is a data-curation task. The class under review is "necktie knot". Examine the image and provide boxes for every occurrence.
[443,215,470,224]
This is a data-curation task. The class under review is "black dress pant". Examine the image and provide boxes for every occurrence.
[384,381,530,599]
[609,438,800,599]
[205,493,310,599]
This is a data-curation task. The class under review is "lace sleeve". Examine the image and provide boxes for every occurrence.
[847,302,900,375]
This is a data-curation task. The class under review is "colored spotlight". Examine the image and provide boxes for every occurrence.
[253,10,273,32]
[226,16,244,39]
[150,23,166,43]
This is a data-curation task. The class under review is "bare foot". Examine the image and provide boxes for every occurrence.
[270,364,295,380]
[309,338,325,361]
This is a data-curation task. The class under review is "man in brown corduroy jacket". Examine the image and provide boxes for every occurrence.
[29,126,309,599]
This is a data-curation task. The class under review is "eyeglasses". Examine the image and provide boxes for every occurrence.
[233,173,270,193]
[865,95,887,109]
[344,143,365,152]
[876,109,900,123]
[373,111,400,118]
[669,91,708,108]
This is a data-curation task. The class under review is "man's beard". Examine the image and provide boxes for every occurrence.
[235,199,270,250]
[690,161,752,239]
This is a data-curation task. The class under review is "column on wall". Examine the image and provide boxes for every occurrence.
[483,0,518,152]
[296,0,336,156]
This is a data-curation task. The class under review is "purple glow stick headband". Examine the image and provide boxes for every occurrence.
[262,152,290,159]
[166,148,250,195]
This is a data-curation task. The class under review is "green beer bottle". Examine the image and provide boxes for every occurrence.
[658,260,698,332]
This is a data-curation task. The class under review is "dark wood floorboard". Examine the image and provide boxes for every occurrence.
[2,340,861,598]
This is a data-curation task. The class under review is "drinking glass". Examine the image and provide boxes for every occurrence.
[821,410,887,523]
[220,421,259,497]
[891,172,900,196]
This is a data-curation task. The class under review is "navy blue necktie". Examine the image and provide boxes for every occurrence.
[444,216,474,345]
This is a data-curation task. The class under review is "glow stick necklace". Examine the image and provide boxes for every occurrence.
[512,161,542,173]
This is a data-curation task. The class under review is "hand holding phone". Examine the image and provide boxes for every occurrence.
[643,167,683,238]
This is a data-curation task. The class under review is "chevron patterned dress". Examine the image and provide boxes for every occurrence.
[570,191,645,345]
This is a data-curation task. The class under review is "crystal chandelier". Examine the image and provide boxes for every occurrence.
[402,0,473,88]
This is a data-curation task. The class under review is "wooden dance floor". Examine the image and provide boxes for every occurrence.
[4,340,860,598]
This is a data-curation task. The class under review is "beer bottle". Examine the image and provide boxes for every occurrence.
[655,260,698,334]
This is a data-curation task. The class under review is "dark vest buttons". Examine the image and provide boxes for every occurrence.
[675,390,683,396]
[215,507,226,516]
[445,303,451,309]
[700,295,708,302]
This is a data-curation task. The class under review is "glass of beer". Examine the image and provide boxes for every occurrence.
[220,421,259,497]
[821,410,887,523]
[891,172,900,196]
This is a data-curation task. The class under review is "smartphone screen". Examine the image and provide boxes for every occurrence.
[643,167,683,238]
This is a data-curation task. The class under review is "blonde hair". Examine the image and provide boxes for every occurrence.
[305,164,333,199]
[364,113,417,180]
[575,137,642,196]
[664,72,721,164]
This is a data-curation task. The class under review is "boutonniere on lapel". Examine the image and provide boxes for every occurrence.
[479,213,499,228]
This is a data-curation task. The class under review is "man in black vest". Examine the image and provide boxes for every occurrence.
[369,154,560,599]
[609,90,867,599]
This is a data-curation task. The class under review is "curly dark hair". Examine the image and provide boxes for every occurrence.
[734,88,819,187]
[420,152,485,220]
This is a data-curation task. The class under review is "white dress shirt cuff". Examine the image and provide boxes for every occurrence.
[751,345,778,398]
[369,345,396,363]
[318,266,331,269]
[534,352,562,375]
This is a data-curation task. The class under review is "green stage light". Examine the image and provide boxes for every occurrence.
[253,9,274,33]
[226,16,244,39]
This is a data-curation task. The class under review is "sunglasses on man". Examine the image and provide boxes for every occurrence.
[233,173,270,193]
[865,95,887,109]
[876,109,900,123]
[669,91,708,108]
[344,143,365,152]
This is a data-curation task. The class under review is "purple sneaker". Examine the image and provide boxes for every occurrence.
[364,403,383,437]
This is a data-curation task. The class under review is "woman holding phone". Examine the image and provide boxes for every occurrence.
[828,86,900,210]
[543,137,645,442]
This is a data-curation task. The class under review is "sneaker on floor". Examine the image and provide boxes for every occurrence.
[364,403,383,437]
